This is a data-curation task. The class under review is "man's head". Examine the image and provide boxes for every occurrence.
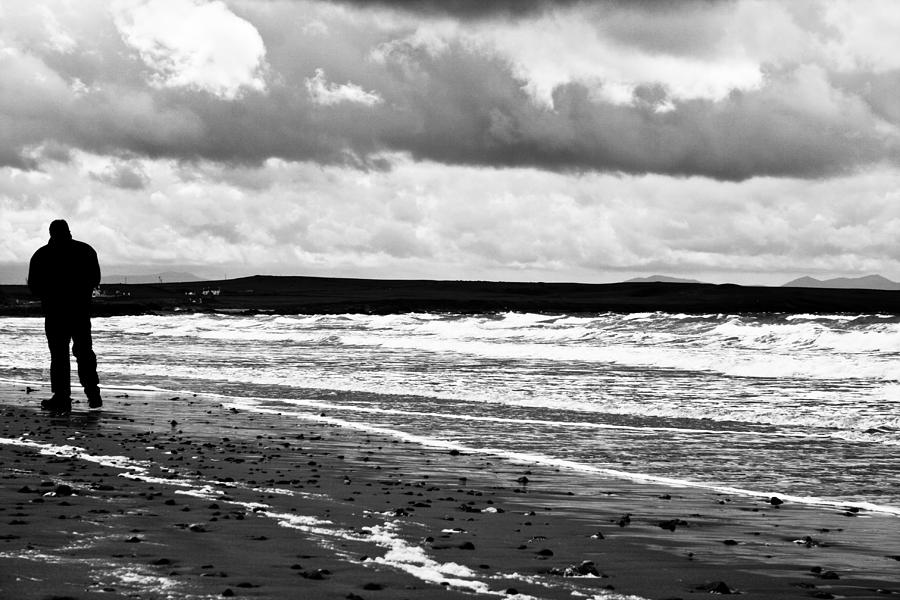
[49,219,72,242]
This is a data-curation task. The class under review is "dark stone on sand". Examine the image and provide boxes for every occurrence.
[362,582,384,590]
[459,541,476,550]
[549,560,602,577]
[616,514,631,527]
[448,449,461,456]
[722,539,739,545]
[516,476,529,484]
[222,590,234,597]
[590,530,605,539]
[887,555,900,561]
[300,569,330,580]
[819,571,840,580]
[796,535,822,548]
[505,589,518,595]
[151,558,172,565]
[536,548,554,556]
[235,582,258,588]
[695,581,734,594]
[53,484,74,496]
[769,496,784,506]
[811,593,835,599]
[658,519,688,531]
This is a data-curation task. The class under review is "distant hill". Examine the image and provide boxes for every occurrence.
[625,275,703,284]
[782,274,900,290]
[102,271,206,285]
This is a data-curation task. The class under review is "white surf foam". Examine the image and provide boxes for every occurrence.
[221,401,900,517]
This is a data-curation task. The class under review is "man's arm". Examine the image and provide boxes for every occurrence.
[89,246,101,289]
[27,250,44,297]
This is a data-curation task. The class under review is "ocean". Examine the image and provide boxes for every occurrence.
[2,311,899,513]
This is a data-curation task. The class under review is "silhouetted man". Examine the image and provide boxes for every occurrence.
[28,220,103,413]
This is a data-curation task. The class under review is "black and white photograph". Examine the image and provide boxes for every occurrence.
[1,1,899,598]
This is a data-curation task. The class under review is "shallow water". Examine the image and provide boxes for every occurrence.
[2,311,898,510]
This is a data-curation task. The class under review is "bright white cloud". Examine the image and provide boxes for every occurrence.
[4,152,900,285]
[305,68,383,106]
[476,10,764,108]
[819,0,900,72]
[112,0,267,98]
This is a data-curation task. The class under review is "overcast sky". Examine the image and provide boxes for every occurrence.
[2,0,899,285]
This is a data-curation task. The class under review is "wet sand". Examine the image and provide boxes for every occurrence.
[1,381,899,600]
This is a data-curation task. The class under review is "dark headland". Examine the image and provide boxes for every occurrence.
[2,275,899,316]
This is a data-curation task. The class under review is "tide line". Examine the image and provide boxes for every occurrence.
[225,402,900,517]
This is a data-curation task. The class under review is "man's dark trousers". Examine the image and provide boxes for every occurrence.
[45,311,99,398]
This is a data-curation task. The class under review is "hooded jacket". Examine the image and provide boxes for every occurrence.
[28,236,101,313]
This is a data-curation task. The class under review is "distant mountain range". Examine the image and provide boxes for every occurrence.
[625,275,703,284]
[625,274,900,290]
[782,274,900,290]
[102,271,206,285]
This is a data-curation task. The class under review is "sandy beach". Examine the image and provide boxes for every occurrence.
[1,381,898,600]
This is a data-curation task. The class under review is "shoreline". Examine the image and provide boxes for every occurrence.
[3,276,900,316]
[2,381,898,599]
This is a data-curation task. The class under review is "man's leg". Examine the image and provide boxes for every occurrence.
[71,314,101,408]
[45,315,72,399]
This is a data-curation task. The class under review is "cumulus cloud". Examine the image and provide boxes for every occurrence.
[5,151,900,285]
[111,0,268,98]
[3,0,900,289]
[0,0,896,180]
[305,68,382,106]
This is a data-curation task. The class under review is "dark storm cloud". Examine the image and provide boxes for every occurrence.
[1,53,893,181]
[323,0,720,20]
[0,1,895,182]
[326,0,584,19]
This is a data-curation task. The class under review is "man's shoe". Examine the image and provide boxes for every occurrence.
[86,389,103,410]
[41,396,72,414]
